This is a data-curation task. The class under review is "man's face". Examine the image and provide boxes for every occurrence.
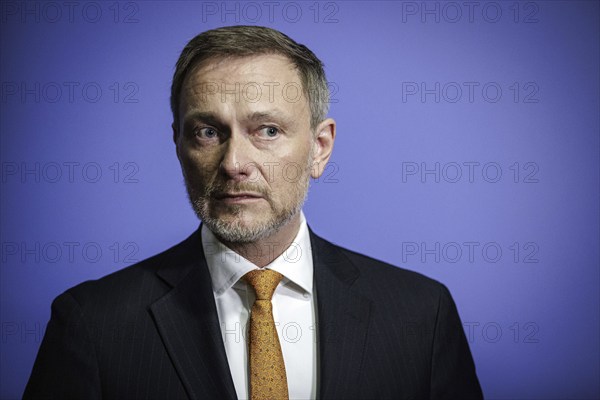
[174,54,327,243]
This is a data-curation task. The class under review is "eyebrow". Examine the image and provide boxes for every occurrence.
[246,110,293,126]
[184,110,294,127]
[183,111,224,127]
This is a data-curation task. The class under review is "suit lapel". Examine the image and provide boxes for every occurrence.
[149,228,237,400]
[310,229,372,399]
[147,225,371,400]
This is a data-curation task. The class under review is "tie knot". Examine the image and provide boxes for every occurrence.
[243,269,283,300]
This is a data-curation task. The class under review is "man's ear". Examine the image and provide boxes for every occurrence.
[173,122,184,165]
[310,118,336,179]
[172,122,179,145]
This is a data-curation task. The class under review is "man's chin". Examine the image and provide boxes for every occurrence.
[188,192,305,244]
[207,203,267,222]
[202,217,275,243]
[208,213,260,229]
[200,206,300,244]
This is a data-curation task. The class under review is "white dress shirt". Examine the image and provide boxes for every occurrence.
[201,211,318,400]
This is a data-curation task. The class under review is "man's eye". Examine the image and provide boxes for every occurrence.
[195,127,218,139]
[259,126,279,138]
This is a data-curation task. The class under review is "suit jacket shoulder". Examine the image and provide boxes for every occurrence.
[328,236,446,291]
[67,229,200,306]
[308,229,483,399]
[310,230,450,319]
[24,228,228,400]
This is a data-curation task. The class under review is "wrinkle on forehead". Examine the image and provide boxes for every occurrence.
[185,54,299,90]
[179,54,310,123]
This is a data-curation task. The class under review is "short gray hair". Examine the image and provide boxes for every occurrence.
[170,25,330,130]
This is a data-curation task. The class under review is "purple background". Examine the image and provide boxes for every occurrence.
[1,1,599,398]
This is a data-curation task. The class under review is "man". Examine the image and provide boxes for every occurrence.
[24,26,483,399]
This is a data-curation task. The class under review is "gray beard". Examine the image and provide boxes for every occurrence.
[183,161,312,244]
[188,186,308,243]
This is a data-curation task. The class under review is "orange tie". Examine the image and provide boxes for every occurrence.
[243,269,289,400]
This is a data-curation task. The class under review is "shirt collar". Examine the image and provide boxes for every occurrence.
[201,211,313,297]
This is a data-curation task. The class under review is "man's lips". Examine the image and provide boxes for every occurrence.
[213,192,265,203]
[214,192,263,199]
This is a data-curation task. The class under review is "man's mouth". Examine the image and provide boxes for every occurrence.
[213,192,264,203]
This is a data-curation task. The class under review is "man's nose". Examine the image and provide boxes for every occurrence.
[219,132,258,181]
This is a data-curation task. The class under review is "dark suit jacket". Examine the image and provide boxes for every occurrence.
[24,226,483,399]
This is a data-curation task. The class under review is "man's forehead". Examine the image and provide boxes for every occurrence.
[185,54,300,86]
[179,54,309,118]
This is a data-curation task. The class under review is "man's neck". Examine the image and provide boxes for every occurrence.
[218,214,302,268]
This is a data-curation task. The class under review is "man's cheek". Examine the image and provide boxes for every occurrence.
[259,161,282,184]
[200,162,220,176]
[180,153,215,177]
